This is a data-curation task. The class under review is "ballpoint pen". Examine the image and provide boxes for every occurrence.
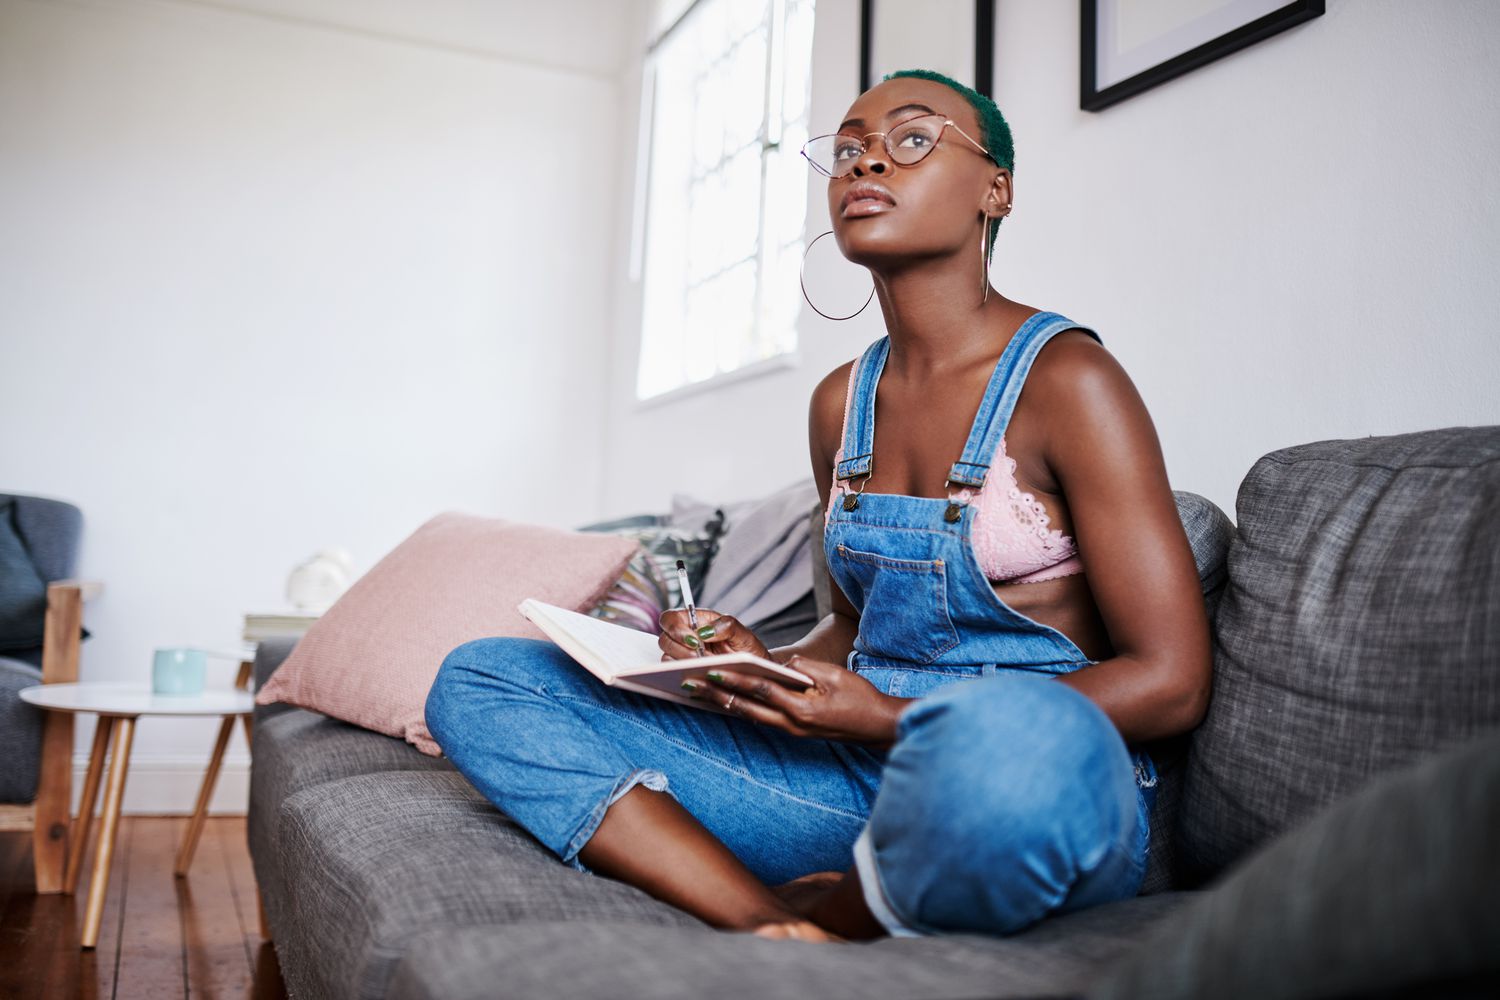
[675,559,706,657]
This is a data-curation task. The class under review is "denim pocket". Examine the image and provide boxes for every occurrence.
[851,666,904,697]
[835,544,960,665]
[883,667,982,700]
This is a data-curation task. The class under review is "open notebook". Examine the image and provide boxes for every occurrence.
[517,599,813,713]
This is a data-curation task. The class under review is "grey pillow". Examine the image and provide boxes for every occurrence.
[669,480,820,627]
[0,498,49,651]
[1179,426,1500,879]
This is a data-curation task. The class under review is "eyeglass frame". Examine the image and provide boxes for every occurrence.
[800,113,997,178]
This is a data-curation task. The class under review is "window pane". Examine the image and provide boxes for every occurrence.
[637,0,816,400]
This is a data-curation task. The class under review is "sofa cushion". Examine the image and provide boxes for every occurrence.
[248,706,453,861]
[254,512,641,755]
[247,706,455,940]
[1180,426,1500,877]
[268,770,703,1000]
[383,894,1193,1000]
[1171,490,1235,620]
[0,656,44,803]
[1093,730,1500,1000]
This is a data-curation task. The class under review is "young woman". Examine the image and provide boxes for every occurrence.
[425,70,1211,942]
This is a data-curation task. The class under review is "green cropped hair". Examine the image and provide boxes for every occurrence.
[884,68,1013,257]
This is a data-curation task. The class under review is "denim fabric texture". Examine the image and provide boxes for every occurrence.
[426,310,1151,936]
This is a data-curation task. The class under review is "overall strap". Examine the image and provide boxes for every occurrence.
[834,337,890,482]
[946,312,1102,489]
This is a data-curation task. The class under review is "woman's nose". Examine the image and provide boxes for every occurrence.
[852,140,891,177]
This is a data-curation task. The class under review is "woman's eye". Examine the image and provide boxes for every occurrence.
[895,131,933,149]
[832,141,863,160]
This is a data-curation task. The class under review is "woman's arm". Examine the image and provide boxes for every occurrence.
[1031,335,1213,743]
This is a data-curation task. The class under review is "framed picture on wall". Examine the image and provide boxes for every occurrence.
[860,0,996,98]
[1081,0,1324,112]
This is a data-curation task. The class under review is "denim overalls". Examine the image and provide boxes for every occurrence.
[426,310,1153,936]
[827,311,1158,770]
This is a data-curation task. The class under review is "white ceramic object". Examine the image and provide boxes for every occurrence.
[285,547,354,614]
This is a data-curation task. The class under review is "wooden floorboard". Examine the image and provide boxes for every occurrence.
[0,816,287,1000]
[180,820,253,998]
[0,826,30,929]
[85,813,133,1000]
[115,817,189,998]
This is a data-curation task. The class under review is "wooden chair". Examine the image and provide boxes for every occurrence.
[0,578,102,892]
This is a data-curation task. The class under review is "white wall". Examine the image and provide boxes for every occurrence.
[599,0,1500,521]
[0,0,642,812]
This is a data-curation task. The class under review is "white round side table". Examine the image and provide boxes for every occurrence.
[18,681,256,950]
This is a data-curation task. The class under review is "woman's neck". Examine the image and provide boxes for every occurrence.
[871,258,1011,380]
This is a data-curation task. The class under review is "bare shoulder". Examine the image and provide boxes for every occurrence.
[808,359,856,459]
[1025,329,1141,417]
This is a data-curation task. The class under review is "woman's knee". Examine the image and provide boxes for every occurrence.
[893,676,1132,813]
[865,676,1143,932]
[425,637,569,741]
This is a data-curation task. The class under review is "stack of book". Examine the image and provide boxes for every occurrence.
[242,612,321,642]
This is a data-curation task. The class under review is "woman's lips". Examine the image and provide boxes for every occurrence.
[842,198,895,218]
[841,183,896,218]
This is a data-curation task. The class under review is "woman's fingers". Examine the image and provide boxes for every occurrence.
[657,609,768,659]
[682,677,799,731]
[701,668,808,713]
[694,613,769,658]
[657,608,723,658]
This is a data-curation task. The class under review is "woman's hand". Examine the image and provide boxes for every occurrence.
[657,609,771,662]
[684,656,907,748]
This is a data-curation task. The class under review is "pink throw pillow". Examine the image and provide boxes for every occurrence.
[254,512,641,755]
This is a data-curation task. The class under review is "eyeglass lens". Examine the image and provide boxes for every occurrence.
[803,115,948,177]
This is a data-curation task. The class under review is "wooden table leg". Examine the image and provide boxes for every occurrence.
[63,717,114,895]
[257,887,271,941]
[82,715,135,950]
[174,714,236,877]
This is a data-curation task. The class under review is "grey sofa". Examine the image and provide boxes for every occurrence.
[248,427,1500,999]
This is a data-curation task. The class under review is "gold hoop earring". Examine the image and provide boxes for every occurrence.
[980,219,990,306]
[800,231,874,322]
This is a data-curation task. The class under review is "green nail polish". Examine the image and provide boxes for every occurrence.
[680,679,698,691]
[706,671,726,683]
[696,625,717,640]
[683,634,700,648]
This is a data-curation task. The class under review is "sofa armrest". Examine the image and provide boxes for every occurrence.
[46,579,103,602]
[253,635,300,694]
[33,578,101,891]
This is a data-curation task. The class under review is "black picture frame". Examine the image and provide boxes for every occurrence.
[860,0,996,99]
[1080,0,1323,112]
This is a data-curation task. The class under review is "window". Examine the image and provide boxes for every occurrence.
[635,0,817,401]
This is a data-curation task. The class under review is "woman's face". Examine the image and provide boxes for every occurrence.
[824,78,1007,269]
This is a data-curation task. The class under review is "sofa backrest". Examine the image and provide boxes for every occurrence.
[1178,425,1500,880]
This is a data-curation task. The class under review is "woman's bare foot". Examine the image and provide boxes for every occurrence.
[770,870,845,917]
[751,918,842,942]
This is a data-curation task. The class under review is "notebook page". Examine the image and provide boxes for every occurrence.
[519,600,663,681]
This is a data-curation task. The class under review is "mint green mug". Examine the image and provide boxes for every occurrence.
[152,647,207,696]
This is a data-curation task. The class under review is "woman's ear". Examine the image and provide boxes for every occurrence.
[982,169,1013,219]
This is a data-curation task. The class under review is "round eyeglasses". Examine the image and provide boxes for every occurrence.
[800,113,994,178]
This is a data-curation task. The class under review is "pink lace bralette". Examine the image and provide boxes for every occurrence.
[824,365,1084,586]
